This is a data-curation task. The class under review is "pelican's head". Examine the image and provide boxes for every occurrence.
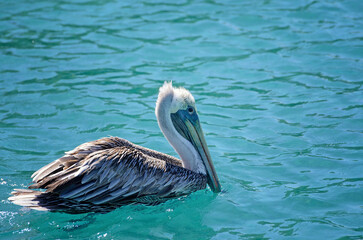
[156,82,221,193]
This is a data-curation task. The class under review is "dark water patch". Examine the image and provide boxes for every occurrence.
[0,146,49,156]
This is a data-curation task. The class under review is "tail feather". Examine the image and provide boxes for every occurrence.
[9,189,50,211]
[8,189,118,214]
[9,189,78,212]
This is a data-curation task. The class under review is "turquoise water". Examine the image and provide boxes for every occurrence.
[1,0,362,239]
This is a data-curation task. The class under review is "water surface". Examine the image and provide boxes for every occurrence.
[1,0,362,239]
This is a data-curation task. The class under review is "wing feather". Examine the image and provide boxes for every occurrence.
[22,137,206,209]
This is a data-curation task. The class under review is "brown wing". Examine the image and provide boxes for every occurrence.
[31,137,128,184]
[29,137,206,206]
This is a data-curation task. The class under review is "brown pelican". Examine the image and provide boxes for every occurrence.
[9,82,221,213]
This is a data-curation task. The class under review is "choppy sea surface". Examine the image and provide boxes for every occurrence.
[1,0,362,239]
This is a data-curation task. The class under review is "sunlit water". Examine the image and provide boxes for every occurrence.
[1,0,362,239]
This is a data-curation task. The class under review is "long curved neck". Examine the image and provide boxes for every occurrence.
[155,91,206,174]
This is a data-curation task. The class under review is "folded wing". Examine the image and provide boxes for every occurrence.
[10,137,206,212]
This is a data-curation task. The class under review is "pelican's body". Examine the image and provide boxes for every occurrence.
[9,82,221,213]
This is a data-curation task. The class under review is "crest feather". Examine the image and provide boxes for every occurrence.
[157,82,195,113]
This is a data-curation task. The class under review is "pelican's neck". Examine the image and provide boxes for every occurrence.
[155,90,206,175]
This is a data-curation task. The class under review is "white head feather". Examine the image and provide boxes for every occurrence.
[156,82,196,113]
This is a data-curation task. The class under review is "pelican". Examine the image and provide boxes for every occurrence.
[9,82,221,213]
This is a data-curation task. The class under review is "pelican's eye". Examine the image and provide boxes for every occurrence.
[187,106,194,114]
